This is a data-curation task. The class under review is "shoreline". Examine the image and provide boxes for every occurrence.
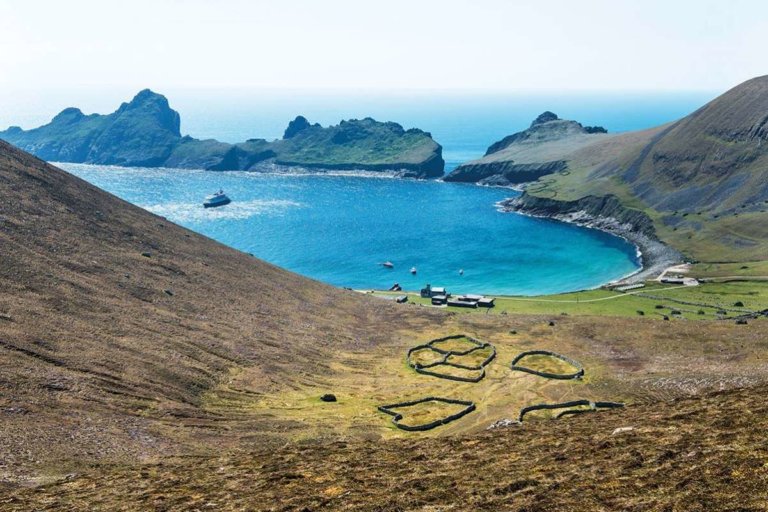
[60,161,674,289]
[497,198,683,284]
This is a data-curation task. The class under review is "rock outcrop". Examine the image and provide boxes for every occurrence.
[283,115,316,139]
[444,112,611,186]
[501,193,657,237]
[1,91,445,178]
[483,112,606,156]
[445,160,567,187]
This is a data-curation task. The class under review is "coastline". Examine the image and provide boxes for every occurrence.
[54,161,438,180]
[59,160,672,290]
[497,196,683,284]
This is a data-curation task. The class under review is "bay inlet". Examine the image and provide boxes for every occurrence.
[61,163,639,295]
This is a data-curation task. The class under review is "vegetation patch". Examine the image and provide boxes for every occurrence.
[377,397,476,431]
[510,350,584,380]
[372,281,768,319]
[518,400,624,422]
[407,334,496,383]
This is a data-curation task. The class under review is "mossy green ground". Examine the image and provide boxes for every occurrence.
[371,280,768,320]
[514,353,580,376]
[690,260,768,279]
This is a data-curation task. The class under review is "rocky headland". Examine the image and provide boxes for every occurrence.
[444,111,610,186]
[0,90,445,178]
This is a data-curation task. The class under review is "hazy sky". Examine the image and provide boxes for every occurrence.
[0,0,766,95]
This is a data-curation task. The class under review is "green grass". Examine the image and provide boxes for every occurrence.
[514,353,580,375]
[410,347,445,366]
[384,399,470,426]
[274,119,437,166]
[445,346,494,367]
[371,280,768,320]
[429,336,479,353]
[690,260,768,279]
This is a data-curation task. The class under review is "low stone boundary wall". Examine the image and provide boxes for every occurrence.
[377,397,476,431]
[510,350,585,380]
[518,399,624,422]
[636,293,754,315]
[407,334,496,383]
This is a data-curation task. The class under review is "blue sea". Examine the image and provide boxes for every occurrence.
[41,91,715,295]
[61,164,639,295]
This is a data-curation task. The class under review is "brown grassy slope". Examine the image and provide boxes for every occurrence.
[0,140,445,482]
[5,383,768,511]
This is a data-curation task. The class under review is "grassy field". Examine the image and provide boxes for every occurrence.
[690,260,768,279]
[11,363,768,511]
[380,399,470,428]
[370,280,768,320]
[196,299,768,450]
[513,353,581,376]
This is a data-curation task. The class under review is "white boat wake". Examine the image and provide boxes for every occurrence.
[143,199,304,222]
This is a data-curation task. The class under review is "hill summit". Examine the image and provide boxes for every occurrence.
[483,111,608,156]
[444,112,610,186]
[1,89,181,166]
[613,75,768,213]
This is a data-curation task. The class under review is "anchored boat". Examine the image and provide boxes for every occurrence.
[203,190,231,209]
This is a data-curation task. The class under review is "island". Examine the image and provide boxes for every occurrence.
[0,89,445,178]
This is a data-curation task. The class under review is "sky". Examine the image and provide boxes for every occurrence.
[0,0,766,95]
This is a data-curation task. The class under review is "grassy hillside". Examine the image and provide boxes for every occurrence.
[444,113,613,185]
[520,77,768,263]
[5,384,768,510]
[0,140,448,485]
[2,140,768,507]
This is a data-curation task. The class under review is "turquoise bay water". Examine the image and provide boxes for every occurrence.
[61,163,639,295]
[21,92,710,295]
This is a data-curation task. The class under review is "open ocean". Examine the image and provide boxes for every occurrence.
[17,90,715,295]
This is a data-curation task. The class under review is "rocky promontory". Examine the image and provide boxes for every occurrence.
[444,112,610,186]
[1,90,444,178]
